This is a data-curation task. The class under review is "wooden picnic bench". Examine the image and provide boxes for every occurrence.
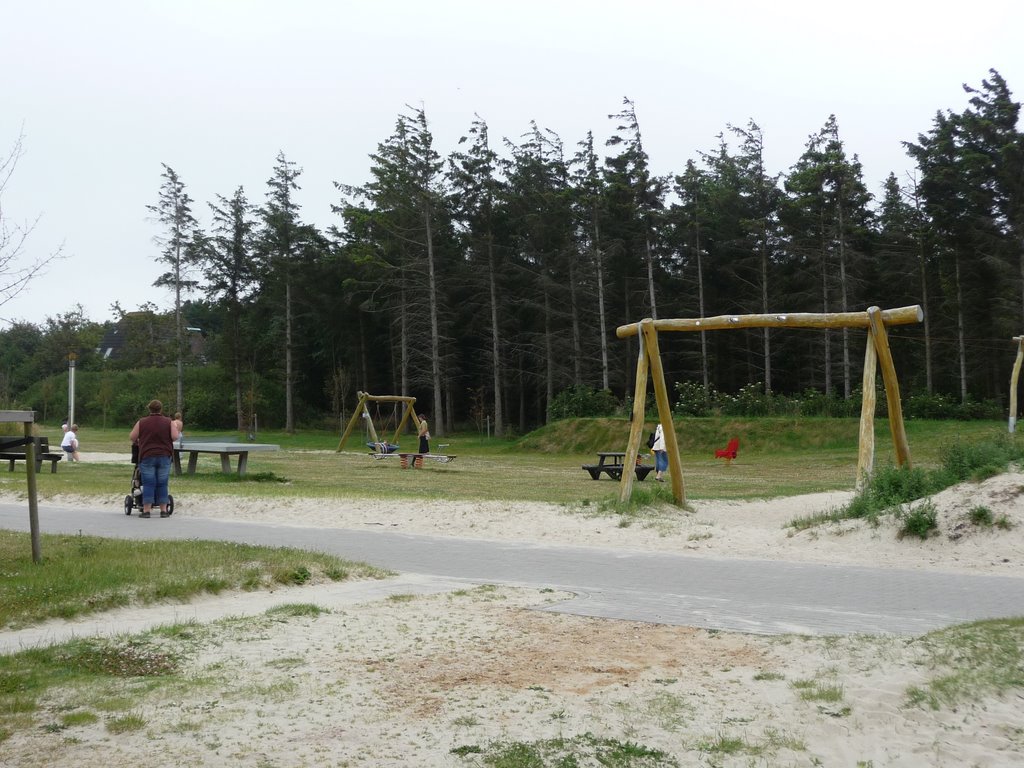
[581,451,654,481]
[0,436,64,474]
[172,441,280,476]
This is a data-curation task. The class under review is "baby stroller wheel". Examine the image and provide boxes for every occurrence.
[124,495,133,515]
[166,494,174,516]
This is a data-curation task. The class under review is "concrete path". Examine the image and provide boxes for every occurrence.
[3,501,1024,638]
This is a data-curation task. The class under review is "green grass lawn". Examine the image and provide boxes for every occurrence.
[0,417,1011,504]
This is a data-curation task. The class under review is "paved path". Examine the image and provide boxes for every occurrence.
[3,501,1024,637]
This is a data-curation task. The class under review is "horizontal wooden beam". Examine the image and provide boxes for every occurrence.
[355,392,417,404]
[616,305,923,339]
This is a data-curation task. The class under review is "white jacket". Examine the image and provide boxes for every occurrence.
[652,423,666,451]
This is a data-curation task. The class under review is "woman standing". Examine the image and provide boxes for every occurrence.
[129,400,180,518]
[652,422,668,482]
[417,413,430,455]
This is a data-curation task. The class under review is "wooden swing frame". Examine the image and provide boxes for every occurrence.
[1010,335,1024,434]
[615,305,924,506]
[336,391,421,452]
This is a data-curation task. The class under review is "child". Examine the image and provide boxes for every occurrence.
[61,423,81,462]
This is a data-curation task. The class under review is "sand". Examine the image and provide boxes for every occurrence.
[2,459,1023,766]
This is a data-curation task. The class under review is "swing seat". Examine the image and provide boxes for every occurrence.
[714,438,739,464]
[368,442,399,454]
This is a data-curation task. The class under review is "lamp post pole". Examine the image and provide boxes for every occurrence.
[67,352,77,427]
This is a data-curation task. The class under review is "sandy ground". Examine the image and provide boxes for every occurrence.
[2,456,1024,766]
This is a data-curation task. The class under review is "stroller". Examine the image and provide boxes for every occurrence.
[124,443,175,516]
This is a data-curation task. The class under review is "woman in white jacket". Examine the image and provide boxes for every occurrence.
[652,422,667,482]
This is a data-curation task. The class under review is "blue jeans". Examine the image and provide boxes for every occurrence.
[139,455,172,506]
[655,450,668,472]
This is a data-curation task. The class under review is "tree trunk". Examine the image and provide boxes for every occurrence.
[175,243,184,414]
[955,251,968,404]
[285,276,294,433]
[837,199,851,399]
[487,236,504,436]
[645,234,657,319]
[544,290,553,422]
[594,219,609,391]
[760,223,771,394]
[399,275,409,396]
[424,208,444,436]
[820,207,832,397]
[569,255,582,385]
[918,232,933,394]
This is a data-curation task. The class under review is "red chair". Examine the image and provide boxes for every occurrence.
[714,437,739,464]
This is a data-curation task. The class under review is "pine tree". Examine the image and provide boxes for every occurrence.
[147,163,201,413]
[260,152,305,433]
[449,116,507,436]
[205,186,258,430]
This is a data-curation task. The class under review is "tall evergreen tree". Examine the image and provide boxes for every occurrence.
[571,131,612,391]
[260,152,304,433]
[205,186,258,430]
[605,98,667,320]
[449,116,507,436]
[147,163,201,413]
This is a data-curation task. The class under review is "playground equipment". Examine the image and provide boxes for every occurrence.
[336,391,421,452]
[714,438,739,465]
[1010,335,1023,434]
[615,305,924,506]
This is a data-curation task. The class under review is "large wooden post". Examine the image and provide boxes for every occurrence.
[24,418,41,563]
[618,334,649,503]
[867,306,911,468]
[1010,336,1024,434]
[856,333,878,488]
[642,320,685,505]
[337,392,370,451]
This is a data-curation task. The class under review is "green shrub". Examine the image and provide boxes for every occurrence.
[940,435,1024,482]
[899,502,938,540]
[969,505,994,526]
[674,380,716,416]
[548,386,619,420]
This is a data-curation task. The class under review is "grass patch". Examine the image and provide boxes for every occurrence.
[468,732,676,766]
[265,603,327,619]
[897,501,938,540]
[792,678,845,703]
[905,617,1024,710]
[0,530,390,629]
[105,712,146,733]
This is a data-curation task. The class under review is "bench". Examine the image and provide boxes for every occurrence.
[172,441,280,476]
[0,436,64,473]
[582,451,654,481]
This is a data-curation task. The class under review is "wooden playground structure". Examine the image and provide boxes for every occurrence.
[1010,335,1024,434]
[336,391,421,452]
[614,305,924,506]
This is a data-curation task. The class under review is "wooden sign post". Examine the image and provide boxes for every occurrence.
[1010,336,1024,434]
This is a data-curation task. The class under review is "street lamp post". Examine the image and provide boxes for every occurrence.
[67,352,77,427]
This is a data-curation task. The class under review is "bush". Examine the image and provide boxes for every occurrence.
[940,435,1024,483]
[898,502,938,540]
[673,381,715,417]
[548,386,619,420]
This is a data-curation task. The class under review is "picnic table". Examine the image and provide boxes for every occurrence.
[581,451,654,481]
[0,436,64,474]
[173,442,280,476]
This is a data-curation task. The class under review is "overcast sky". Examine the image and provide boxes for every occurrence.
[2,0,1022,328]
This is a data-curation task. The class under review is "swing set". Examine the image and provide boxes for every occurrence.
[336,391,421,452]
[615,305,924,506]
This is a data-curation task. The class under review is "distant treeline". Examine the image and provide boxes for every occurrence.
[2,70,1022,433]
